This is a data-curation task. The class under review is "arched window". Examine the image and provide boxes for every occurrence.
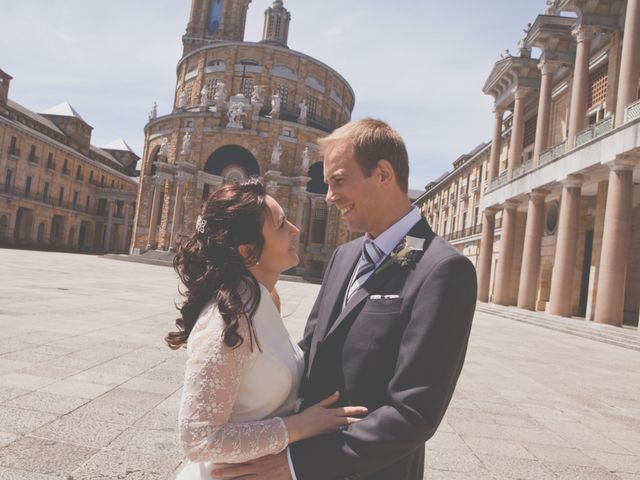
[306,162,327,194]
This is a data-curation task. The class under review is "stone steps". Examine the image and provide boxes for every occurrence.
[477,303,640,352]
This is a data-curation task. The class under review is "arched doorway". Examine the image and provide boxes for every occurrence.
[204,145,260,181]
[306,162,327,194]
[0,215,8,240]
[37,222,46,244]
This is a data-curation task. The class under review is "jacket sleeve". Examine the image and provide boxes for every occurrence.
[290,254,477,479]
[178,306,289,463]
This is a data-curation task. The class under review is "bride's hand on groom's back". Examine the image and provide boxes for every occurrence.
[283,391,368,443]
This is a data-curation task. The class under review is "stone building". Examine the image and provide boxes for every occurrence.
[0,69,139,253]
[131,0,357,278]
[418,0,640,327]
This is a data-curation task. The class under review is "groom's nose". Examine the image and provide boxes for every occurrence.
[326,187,337,205]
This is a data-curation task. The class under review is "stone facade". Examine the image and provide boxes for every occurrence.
[132,0,357,278]
[417,0,640,327]
[0,69,139,253]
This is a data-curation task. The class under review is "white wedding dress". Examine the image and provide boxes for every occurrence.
[175,283,305,480]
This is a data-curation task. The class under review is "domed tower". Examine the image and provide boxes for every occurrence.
[132,0,357,279]
[183,0,252,54]
[261,0,291,48]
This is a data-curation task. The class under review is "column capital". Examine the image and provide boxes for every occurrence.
[503,199,520,210]
[493,106,506,116]
[562,174,588,188]
[571,24,599,43]
[607,155,638,171]
[513,87,532,101]
[538,60,561,76]
[483,206,499,217]
[529,189,551,201]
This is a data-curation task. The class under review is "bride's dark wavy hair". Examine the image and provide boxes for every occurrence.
[165,178,269,351]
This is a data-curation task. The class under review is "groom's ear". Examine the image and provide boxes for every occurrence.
[376,159,396,187]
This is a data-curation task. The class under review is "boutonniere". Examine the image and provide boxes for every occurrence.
[375,235,424,275]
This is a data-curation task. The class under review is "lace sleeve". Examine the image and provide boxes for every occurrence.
[178,304,289,463]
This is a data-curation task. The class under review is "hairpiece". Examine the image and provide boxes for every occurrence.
[195,216,207,234]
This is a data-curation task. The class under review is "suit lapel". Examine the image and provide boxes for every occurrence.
[323,216,436,340]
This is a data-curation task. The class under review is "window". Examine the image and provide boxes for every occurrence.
[85,195,91,212]
[306,95,318,121]
[62,159,69,175]
[101,175,105,186]
[47,153,54,170]
[473,206,480,227]
[277,84,289,111]
[43,182,49,202]
[8,136,17,156]
[58,187,65,206]
[25,176,32,197]
[76,165,82,181]
[330,108,337,128]
[28,145,37,163]
[72,191,79,210]
[89,170,93,183]
[111,180,115,188]
[4,169,12,192]
[588,62,608,109]
[240,77,254,98]
[311,207,327,244]
[206,78,218,99]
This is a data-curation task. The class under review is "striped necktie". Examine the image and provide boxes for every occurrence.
[345,239,384,305]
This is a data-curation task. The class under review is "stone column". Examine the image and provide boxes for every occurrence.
[120,205,131,253]
[567,25,596,149]
[494,200,519,305]
[104,201,114,253]
[147,177,162,249]
[169,176,185,251]
[534,61,558,164]
[549,175,584,316]
[489,108,505,181]
[477,207,498,302]
[594,157,636,325]
[517,189,550,310]
[615,0,640,127]
[508,88,528,179]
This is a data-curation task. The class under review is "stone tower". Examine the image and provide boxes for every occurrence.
[261,0,291,48]
[183,0,252,54]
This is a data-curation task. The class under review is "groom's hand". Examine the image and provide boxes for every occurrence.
[211,451,292,479]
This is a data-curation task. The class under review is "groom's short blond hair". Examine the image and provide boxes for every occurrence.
[318,118,409,193]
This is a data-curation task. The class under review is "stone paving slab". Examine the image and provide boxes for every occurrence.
[0,249,639,479]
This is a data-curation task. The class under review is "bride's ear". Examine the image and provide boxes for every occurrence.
[238,244,260,267]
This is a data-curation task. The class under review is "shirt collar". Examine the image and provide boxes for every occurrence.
[363,207,422,265]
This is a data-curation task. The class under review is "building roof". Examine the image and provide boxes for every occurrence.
[90,146,125,168]
[0,69,13,80]
[40,102,87,123]
[102,138,136,154]
[7,99,65,136]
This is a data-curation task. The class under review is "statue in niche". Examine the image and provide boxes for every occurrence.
[179,89,189,109]
[159,137,169,158]
[270,142,282,169]
[200,87,209,107]
[181,132,192,156]
[301,147,311,172]
[270,92,281,115]
[227,101,246,128]
[251,85,265,105]
[148,101,157,121]
[214,82,227,103]
[298,99,308,122]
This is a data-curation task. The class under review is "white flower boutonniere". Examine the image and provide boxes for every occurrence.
[376,235,425,275]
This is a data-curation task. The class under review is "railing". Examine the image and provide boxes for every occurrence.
[539,148,553,166]
[512,159,533,179]
[575,116,613,147]
[443,224,483,242]
[624,99,640,123]
[489,170,508,190]
[575,127,594,147]
[1,185,98,215]
[552,140,567,158]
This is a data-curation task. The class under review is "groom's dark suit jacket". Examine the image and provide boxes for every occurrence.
[290,216,477,480]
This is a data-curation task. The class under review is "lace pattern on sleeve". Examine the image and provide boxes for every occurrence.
[179,304,289,463]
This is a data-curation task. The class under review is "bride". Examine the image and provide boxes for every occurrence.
[166,179,367,479]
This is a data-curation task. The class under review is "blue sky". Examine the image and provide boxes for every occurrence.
[1,0,545,190]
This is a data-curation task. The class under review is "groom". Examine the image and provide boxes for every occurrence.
[214,119,477,479]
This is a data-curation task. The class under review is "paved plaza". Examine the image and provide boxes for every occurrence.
[0,249,638,479]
